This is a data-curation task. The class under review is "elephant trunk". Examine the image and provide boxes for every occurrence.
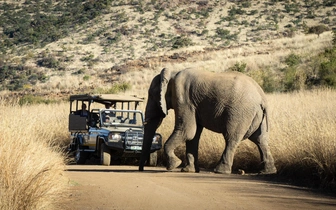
[139,117,163,171]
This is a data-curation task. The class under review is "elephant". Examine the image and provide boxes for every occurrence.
[139,67,277,174]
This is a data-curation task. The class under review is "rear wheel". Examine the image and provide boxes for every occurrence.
[148,151,158,166]
[75,143,88,164]
[100,143,111,166]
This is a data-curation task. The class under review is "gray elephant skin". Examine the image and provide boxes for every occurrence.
[139,67,276,174]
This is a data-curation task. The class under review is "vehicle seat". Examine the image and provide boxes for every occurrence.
[122,118,130,124]
[110,117,120,123]
[90,113,99,127]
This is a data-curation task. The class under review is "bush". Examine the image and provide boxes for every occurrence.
[308,25,330,36]
[248,68,281,93]
[285,53,301,67]
[332,30,336,46]
[94,82,132,94]
[317,47,336,88]
[215,28,238,41]
[18,95,58,106]
[37,55,60,69]
[282,66,306,91]
[228,61,247,73]
[171,36,194,49]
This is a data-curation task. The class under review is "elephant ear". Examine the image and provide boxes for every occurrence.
[160,68,171,116]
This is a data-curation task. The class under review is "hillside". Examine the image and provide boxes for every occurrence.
[0,0,335,98]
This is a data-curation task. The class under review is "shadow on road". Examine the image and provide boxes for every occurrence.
[66,163,336,199]
[66,166,168,173]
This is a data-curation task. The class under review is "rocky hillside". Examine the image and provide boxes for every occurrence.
[0,0,335,97]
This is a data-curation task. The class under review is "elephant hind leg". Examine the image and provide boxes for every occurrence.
[214,135,242,174]
[249,121,277,174]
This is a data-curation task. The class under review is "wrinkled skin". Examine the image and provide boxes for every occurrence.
[139,68,276,174]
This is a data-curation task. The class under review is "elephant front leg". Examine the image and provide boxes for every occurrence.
[164,132,183,171]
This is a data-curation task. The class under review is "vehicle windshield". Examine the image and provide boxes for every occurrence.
[100,109,143,127]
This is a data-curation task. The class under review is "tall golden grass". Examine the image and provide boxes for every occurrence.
[0,100,69,210]
[268,89,336,188]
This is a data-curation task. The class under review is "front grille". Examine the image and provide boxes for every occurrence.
[124,130,143,146]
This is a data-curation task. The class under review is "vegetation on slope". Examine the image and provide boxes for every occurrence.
[0,0,336,93]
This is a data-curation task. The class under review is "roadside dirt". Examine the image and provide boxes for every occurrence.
[60,165,336,210]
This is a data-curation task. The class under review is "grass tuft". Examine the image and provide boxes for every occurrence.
[0,101,69,210]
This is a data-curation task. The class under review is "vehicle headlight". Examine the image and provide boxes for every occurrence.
[152,134,162,144]
[109,133,121,142]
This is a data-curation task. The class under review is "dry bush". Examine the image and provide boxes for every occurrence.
[0,101,70,210]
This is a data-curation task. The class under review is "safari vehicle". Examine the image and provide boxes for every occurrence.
[68,94,162,166]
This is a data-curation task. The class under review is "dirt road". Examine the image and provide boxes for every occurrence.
[62,165,336,210]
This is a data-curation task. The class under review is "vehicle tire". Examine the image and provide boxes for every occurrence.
[75,143,88,164]
[148,151,158,166]
[100,143,111,166]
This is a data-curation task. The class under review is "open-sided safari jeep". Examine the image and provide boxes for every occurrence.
[68,94,162,166]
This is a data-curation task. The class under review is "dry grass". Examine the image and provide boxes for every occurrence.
[267,89,336,188]
[0,100,70,210]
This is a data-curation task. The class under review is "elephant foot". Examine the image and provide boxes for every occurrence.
[181,165,195,173]
[214,163,231,174]
[167,157,182,171]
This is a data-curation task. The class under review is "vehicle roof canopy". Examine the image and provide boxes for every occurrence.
[69,94,144,105]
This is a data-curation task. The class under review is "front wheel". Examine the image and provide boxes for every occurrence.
[100,143,111,166]
[148,151,158,166]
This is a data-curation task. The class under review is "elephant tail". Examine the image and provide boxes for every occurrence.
[261,104,269,132]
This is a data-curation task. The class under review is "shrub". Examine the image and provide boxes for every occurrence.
[37,55,60,69]
[248,68,281,93]
[171,36,194,49]
[215,28,238,41]
[94,82,132,94]
[332,30,336,46]
[323,0,336,6]
[285,53,301,67]
[228,61,247,73]
[308,25,330,37]
[18,95,58,106]
[282,66,307,91]
[284,3,300,14]
[319,60,336,88]
[228,6,245,17]
[83,75,90,81]
[317,47,336,88]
